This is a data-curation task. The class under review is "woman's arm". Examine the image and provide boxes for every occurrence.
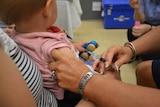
[133,26,160,55]
[130,0,145,22]
[84,74,160,107]
[49,54,160,107]
[93,26,160,70]
[133,5,145,22]
[0,48,37,107]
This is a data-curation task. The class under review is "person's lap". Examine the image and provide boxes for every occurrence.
[57,90,82,107]
[136,60,158,88]
[152,60,160,88]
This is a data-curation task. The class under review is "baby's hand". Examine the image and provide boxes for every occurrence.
[74,41,87,52]
[5,24,15,35]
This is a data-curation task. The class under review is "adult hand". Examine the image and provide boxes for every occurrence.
[129,0,140,9]
[132,24,151,37]
[92,45,133,71]
[49,50,90,93]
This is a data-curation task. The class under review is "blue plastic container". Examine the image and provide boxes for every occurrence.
[102,0,134,29]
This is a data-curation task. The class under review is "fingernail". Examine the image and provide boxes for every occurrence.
[105,61,108,68]
[115,65,119,72]
[100,68,104,75]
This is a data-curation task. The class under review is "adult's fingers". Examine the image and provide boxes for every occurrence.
[132,27,142,37]
[92,52,113,71]
[130,0,140,8]
[113,49,133,71]
[49,61,60,71]
[50,49,65,61]
[102,45,122,67]
[132,31,141,37]
[49,57,91,93]
[49,50,70,72]
[92,59,105,73]
[93,45,121,72]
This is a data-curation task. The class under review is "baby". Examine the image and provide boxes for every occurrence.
[0,0,97,106]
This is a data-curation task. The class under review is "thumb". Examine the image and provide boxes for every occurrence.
[51,49,64,61]
[49,61,59,71]
[49,49,65,71]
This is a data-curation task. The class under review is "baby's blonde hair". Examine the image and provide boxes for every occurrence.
[0,0,47,25]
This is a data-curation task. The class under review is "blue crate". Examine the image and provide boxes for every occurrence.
[102,0,134,29]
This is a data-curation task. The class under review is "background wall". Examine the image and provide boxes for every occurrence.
[80,0,103,20]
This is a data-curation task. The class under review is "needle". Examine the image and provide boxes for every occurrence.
[86,50,106,62]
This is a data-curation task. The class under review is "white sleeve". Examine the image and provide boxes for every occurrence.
[0,28,17,54]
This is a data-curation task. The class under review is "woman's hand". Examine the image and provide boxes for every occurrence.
[92,45,133,72]
[132,24,151,37]
[49,53,90,93]
[129,0,140,9]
